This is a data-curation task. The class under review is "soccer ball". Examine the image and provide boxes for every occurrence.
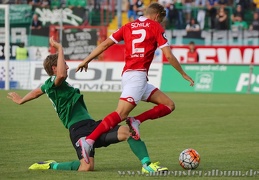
[179,148,200,170]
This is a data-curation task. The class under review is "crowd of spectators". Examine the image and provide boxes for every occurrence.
[158,0,259,31]
[0,0,101,10]
[1,0,259,31]
[126,0,145,22]
[0,0,104,28]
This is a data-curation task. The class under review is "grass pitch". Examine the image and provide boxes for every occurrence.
[0,90,259,179]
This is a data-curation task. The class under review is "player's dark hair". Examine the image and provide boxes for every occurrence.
[146,2,166,20]
[43,53,58,76]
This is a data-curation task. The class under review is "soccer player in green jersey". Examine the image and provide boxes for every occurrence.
[7,37,168,173]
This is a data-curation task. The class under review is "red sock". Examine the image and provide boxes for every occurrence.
[87,111,121,141]
[134,104,172,123]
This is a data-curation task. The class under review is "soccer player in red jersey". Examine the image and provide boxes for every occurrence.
[76,2,194,163]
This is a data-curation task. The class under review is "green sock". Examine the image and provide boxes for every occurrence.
[127,137,151,166]
[50,160,80,171]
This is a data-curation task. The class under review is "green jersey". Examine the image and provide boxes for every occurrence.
[41,76,92,129]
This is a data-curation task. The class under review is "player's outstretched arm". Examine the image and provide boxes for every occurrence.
[49,37,67,87]
[161,46,194,86]
[7,88,44,105]
[76,38,115,72]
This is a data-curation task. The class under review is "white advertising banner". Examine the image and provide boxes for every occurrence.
[0,61,31,89]
[0,61,163,91]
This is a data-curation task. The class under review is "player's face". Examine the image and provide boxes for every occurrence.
[65,62,69,70]
[189,44,194,50]
[52,63,69,75]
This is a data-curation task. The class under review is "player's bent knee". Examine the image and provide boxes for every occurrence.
[171,102,176,111]
[117,111,130,121]
[166,101,175,111]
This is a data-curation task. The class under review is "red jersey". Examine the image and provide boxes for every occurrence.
[187,50,199,63]
[110,16,169,74]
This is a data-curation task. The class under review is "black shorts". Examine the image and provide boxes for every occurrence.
[69,120,120,160]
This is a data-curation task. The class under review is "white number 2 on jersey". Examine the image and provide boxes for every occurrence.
[132,29,146,54]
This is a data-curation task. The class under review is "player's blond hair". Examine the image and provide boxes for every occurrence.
[43,54,58,76]
[146,2,166,20]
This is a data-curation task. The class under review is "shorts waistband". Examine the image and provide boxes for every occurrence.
[69,119,95,131]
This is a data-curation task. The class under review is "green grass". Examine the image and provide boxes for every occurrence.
[1,90,259,179]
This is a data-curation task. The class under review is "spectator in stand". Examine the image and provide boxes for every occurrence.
[206,0,218,29]
[231,16,248,30]
[215,6,228,30]
[217,0,230,20]
[31,14,42,30]
[165,1,179,28]
[217,0,227,8]
[186,17,200,31]
[231,4,244,24]
[134,0,145,18]
[66,0,76,8]
[158,0,173,28]
[28,0,41,7]
[174,0,186,29]
[41,0,50,8]
[187,41,199,63]
[249,12,259,30]
[194,0,206,30]
[183,0,194,24]
[77,0,87,8]
[236,0,251,11]
[228,0,234,5]
[15,42,29,61]
[94,0,101,10]
[158,0,173,12]
[127,0,137,22]
[66,0,86,9]
[51,0,61,9]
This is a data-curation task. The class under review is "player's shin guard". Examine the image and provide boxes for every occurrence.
[127,137,151,165]
[134,104,172,123]
[50,161,80,171]
[87,111,121,141]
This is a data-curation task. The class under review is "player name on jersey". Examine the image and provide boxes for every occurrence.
[131,22,150,28]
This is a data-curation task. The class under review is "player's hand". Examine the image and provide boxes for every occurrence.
[49,36,62,50]
[76,61,89,72]
[182,74,194,86]
[7,92,22,104]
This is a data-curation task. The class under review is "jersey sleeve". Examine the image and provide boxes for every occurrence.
[40,76,56,93]
[156,25,169,49]
[109,26,124,44]
[40,84,46,93]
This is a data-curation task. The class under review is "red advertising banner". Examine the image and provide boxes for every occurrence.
[102,45,259,65]
[170,46,259,65]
